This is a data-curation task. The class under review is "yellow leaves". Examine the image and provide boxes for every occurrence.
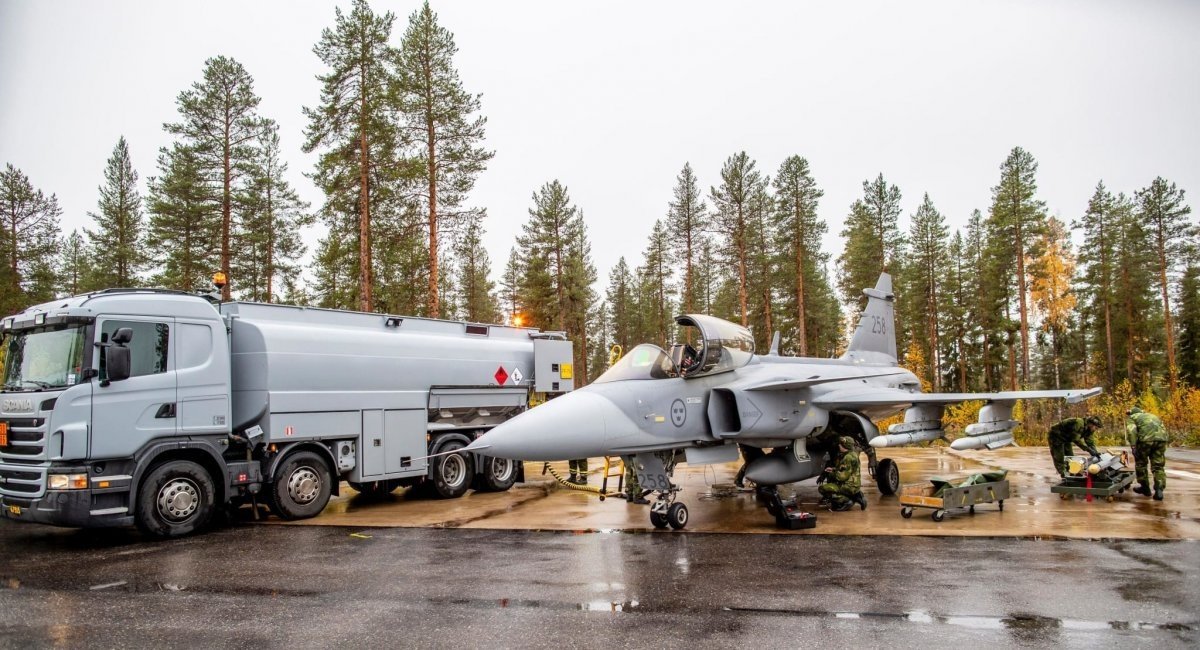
[944,400,984,432]
[1029,217,1077,332]
[901,340,932,392]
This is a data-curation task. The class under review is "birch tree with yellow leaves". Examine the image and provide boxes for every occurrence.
[1030,217,1077,389]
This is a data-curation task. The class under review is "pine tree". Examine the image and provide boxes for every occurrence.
[0,164,62,314]
[900,193,948,390]
[744,181,777,349]
[1137,177,1193,391]
[772,155,824,355]
[987,147,1046,387]
[310,230,356,309]
[941,230,971,390]
[86,136,146,287]
[58,230,88,296]
[666,162,708,315]
[165,56,267,300]
[837,174,903,312]
[606,257,637,352]
[517,181,595,380]
[236,123,313,302]
[146,144,221,292]
[454,214,500,323]
[1177,261,1200,385]
[395,1,493,318]
[1029,217,1077,389]
[637,220,675,348]
[1074,181,1118,387]
[304,0,400,312]
[1111,193,1161,387]
[710,152,763,326]
[498,247,521,324]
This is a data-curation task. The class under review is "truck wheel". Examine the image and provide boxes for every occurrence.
[875,458,900,495]
[268,451,332,520]
[135,460,216,538]
[474,456,518,492]
[431,440,474,499]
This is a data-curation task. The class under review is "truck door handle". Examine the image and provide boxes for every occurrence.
[155,403,177,419]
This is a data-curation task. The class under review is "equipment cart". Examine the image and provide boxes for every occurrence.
[1050,453,1135,502]
[899,471,1009,522]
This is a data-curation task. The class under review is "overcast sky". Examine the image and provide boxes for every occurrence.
[2,0,1198,294]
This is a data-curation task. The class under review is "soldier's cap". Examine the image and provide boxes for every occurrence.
[1126,406,1143,416]
[1086,416,1102,428]
[839,436,856,449]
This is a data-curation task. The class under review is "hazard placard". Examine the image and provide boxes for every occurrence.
[494,366,509,385]
[511,367,524,385]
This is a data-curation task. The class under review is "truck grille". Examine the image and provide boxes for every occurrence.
[0,418,46,459]
[0,464,46,498]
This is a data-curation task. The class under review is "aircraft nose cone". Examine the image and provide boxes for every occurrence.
[467,390,618,461]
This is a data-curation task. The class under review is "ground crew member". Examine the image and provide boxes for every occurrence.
[622,457,649,504]
[733,444,766,488]
[818,436,867,511]
[1047,416,1102,477]
[568,458,588,485]
[1126,407,1168,500]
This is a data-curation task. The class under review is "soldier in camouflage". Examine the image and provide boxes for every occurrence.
[1125,407,1168,501]
[1047,416,1102,477]
[818,436,867,511]
[568,458,588,485]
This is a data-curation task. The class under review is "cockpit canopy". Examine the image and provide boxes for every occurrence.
[593,315,756,384]
[671,314,755,378]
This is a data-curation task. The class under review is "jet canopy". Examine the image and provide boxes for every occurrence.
[594,344,678,383]
[670,314,755,378]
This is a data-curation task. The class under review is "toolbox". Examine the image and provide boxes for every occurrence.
[775,498,817,529]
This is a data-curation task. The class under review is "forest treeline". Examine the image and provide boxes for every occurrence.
[1,0,1196,441]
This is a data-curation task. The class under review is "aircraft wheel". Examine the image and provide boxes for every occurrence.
[667,503,689,530]
[650,509,669,529]
[931,509,946,522]
[900,507,913,519]
[875,458,900,495]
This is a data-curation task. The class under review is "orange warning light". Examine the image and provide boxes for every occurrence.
[212,272,228,289]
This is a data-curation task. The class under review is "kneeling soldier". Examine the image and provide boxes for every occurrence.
[819,436,867,511]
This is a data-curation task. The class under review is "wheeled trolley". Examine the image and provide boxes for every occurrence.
[899,471,1010,522]
[1050,470,1134,501]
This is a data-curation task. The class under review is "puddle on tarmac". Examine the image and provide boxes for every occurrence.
[421,594,1193,633]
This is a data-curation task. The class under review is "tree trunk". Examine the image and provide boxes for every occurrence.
[737,207,748,326]
[425,54,440,319]
[795,199,808,356]
[1155,227,1178,391]
[357,57,372,313]
[1014,216,1030,386]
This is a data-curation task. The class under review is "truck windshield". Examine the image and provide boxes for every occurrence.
[1,325,88,391]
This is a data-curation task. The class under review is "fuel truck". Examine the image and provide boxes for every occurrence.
[0,286,574,537]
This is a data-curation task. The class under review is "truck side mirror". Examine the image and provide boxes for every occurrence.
[105,346,131,384]
[111,327,134,345]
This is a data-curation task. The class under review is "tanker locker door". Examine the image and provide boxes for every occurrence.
[360,410,384,478]
[90,317,177,459]
[175,320,231,436]
[384,410,427,475]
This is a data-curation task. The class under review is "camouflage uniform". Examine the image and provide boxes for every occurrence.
[1047,417,1100,477]
[818,436,864,510]
[1125,407,1168,497]
[568,458,588,484]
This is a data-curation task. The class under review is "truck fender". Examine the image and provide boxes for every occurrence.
[129,438,230,509]
[265,441,342,497]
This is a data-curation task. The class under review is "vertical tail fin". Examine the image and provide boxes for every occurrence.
[841,273,897,365]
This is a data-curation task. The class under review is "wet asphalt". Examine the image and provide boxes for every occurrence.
[0,520,1197,649]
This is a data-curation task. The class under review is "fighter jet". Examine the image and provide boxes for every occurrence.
[467,273,1100,529]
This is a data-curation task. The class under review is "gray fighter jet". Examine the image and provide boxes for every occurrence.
[467,273,1100,529]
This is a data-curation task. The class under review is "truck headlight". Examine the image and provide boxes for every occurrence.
[48,474,88,490]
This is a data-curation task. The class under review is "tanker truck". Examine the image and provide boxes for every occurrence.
[0,287,574,537]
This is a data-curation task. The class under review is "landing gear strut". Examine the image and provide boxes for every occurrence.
[852,431,900,495]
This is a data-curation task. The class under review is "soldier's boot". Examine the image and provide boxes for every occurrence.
[1134,484,1152,497]
[1154,488,1163,501]
[854,492,868,510]
[830,497,853,512]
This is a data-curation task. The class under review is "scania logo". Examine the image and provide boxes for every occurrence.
[2,399,34,413]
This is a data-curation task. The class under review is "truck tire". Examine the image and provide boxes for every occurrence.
[135,460,216,538]
[268,450,332,520]
[473,456,519,492]
[431,440,474,499]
